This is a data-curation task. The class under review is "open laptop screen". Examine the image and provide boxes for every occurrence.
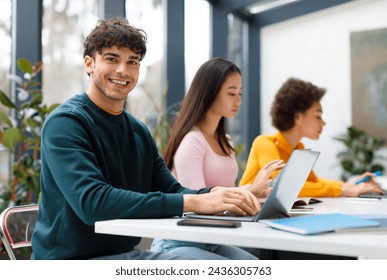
[256,149,320,221]
[185,149,320,222]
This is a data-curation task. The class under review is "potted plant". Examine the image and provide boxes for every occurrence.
[334,126,385,181]
[0,58,60,212]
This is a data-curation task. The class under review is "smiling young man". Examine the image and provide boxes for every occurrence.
[31,17,261,260]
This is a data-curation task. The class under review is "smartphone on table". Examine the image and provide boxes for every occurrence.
[177,218,241,228]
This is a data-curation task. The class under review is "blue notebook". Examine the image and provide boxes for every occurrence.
[263,213,380,235]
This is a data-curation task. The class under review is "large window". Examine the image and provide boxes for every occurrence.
[185,0,210,88]
[227,14,245,154]
[42,0,101,107]
[224,14,248,175]
[124,0,210,124]
[125,0,165,124]
[0,0,12,186]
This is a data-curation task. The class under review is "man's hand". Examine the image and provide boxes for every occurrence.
[183,187,260,216]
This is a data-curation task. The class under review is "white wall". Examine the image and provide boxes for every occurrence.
[261,0,387,180]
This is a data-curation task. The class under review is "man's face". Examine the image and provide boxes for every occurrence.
[84,46,141,102]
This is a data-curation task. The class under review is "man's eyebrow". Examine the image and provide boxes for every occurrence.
[102,52,119,57]
[128,55,141,61]
[101,52,140,61]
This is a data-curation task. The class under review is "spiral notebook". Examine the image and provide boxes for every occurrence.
[262,213,380,235]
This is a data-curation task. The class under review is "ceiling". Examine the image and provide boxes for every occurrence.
[206,0,351,27]
[206,0,303,19]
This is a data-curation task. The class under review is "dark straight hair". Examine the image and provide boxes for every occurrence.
[163,57,241,170]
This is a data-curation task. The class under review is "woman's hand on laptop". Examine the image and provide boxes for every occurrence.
[249,159,284,198]
[341,172,384,197]
[183,188,260,216]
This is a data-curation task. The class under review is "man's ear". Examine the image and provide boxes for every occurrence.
[84,55,94,75]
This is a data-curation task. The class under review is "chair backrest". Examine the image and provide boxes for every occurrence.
[0,204,39,260]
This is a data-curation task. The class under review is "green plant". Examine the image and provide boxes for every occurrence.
[334,126,385,181]
[145,85,180,155]
[0,58,60,212]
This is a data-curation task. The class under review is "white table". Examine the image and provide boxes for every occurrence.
[95,198,387,259]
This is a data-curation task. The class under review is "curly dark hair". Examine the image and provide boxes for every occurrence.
[83,17,147,60]
[271,77,326,131]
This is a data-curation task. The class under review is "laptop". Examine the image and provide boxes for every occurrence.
[359,192,387,199]
[358,175,387,199]
[185,149,321,222]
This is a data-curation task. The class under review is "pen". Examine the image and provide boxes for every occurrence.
[355,171,382,185]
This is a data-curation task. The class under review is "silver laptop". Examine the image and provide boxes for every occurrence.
[185,149,320,222]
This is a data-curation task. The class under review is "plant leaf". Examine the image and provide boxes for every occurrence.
[0,89,17,108]
[0,111,13,127]
[47,103,60,114]
[18,58,33,74]
[2,127,22,149]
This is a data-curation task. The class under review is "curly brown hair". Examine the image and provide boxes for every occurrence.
[83,17,147,60]
[271,77,326,131]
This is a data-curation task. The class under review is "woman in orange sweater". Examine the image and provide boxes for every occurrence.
[240,77,383,197]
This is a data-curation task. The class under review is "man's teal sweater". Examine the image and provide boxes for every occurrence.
[31,93,208,259]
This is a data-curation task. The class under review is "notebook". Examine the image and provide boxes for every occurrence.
[262,213,380,235]
[292,198,322,208]
[185,149,321,222]
[336,214,387,232]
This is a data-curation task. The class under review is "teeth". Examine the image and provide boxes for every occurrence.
[111,79,127,85]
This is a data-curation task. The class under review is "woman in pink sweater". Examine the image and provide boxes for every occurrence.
[151,58,282,259]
